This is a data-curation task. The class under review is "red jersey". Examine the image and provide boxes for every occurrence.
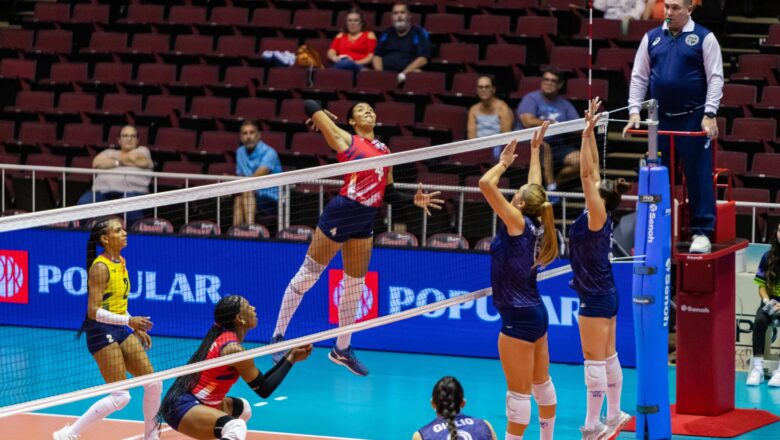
[329,32,376,61]
[191,331,241,407]
[337,135,390,208]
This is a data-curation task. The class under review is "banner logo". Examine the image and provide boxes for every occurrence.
[0,250,29,304]
[328,270,379,324]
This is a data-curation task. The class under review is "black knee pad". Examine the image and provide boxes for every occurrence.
[214,415,234,438]
[230,396,244,418]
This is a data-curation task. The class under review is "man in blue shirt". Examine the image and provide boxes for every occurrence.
[372,2,431,85]
[516,67,580,197]
[233,120,282,225]
[624,0,723,253]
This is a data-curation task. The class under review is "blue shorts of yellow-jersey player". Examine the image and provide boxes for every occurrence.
[498,303,549,343]
[577,291,619,318]
[85,319,133,355]
[317,195,379,243]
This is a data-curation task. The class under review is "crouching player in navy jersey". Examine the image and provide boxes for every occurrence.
[413,376,496,440]
[479,121,559,440]
[160,295,312,440]
[572,99,632,440]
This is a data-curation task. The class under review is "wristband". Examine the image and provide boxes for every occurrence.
[96,308,130,326]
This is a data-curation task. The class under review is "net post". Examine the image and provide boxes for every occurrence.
[647,99,659,165]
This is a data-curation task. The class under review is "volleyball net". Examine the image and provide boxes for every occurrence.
[0,101,647,418]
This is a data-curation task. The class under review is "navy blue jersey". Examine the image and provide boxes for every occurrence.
[417,414,493,440]
[490,217,543,310]
[569,210,616,296]
[646,24,711,115]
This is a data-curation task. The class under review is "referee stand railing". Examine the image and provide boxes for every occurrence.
[1,163,777,244]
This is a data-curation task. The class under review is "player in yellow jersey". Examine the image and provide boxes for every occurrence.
[54,218,162,440]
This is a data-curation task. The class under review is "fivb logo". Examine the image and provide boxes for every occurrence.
[0,250,29,304]
[327,270,379,325]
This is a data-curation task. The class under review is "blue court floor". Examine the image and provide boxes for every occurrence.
[3,328,779,439]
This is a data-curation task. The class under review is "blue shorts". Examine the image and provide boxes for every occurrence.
[164,394,242,431]
[317,195,378,243]
[84,319,132,355]
[578,291,619,318]
[498,303,549,343]
[163,392,201,431]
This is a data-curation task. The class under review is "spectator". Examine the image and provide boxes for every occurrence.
[77,125,152,227]
[595,0,647,20]
[328,8,377,74]
[516,67,579,196]
[412,376,497,440]
[644,0,701,19]
[746,224,780,387]
[625,0,722,253]
[373,2,431,85]
[467,75,514,159]
[233,120,282,226]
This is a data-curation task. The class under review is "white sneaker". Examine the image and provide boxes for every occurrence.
[580,422,609,440]
[769,369,780,387]
[746,367,764,386]
[689,235,711,253]
[604,411,632,439]
[53,425,79,440]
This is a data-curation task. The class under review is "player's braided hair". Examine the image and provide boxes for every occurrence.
[85,217,114,271]
[75,217,118,341]
[432,376,464,440]
[158,295,244,427]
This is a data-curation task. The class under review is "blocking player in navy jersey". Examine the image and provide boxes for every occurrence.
[270,100,443,376]
[479,121,558,440]
[572,98,632,440]
[160,295,312,440]
[55,218,162,440]
[413,376,497,440]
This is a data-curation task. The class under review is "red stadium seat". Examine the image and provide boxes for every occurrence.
[426,233,469,249]
[131,218,175,234]
[277,225,314,242]
[374,231,419,247]
[180,220,221,236]
[228,223,271,239]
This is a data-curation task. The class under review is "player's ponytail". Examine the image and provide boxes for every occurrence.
[159,295,243,427]
[432,376,464,440]
[536,201,558,268]
[519,184,559,268]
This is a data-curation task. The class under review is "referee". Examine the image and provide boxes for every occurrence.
[624,0,723,253]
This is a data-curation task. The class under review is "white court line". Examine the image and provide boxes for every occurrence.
[29,412,367,439]
[121,426,173,440]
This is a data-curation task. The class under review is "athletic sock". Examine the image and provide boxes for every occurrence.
[70,391,130,435]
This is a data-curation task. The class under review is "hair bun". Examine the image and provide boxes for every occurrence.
[615,178,632,195]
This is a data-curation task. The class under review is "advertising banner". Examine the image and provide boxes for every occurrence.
[0,229,636,365]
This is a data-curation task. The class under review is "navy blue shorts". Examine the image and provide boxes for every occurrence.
[498,303,549,343]
[317,195,378,243]
[578,291,619,318]
[163,392,201,431]
[84,319,132,355]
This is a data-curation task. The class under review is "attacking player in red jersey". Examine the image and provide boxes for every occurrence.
[270,100,444,376]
